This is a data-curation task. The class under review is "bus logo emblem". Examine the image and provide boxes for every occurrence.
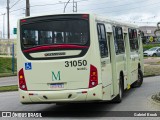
[52,71,61,81]
[45,52,66,56]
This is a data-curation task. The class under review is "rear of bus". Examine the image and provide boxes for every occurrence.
[17,14,103,104]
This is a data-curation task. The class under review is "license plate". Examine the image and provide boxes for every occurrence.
[50,83,64,88]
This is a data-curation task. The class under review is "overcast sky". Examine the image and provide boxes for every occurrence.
[0,0,160,38]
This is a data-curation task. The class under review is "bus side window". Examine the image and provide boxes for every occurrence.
[113,26,118,54]
[129,28,139,51]
[97,23,108,58]
[113,26,125,54]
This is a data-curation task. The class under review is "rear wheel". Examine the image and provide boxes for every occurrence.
[152,53,157,57]
[113,76,123,103]
[131,69,143,88]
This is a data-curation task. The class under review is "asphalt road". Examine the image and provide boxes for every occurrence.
[0,76,17,86]
[0,76,160,119]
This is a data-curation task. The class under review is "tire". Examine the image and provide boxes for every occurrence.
[131,69,143,88]
[152,53,157,57]
[113,76,123,103]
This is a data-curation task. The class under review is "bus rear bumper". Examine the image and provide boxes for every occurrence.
[19,84,103,104]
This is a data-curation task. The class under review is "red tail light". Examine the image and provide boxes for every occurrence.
[82,14,88,19]
[18,68,27,91]
[21,19,26,23]
[89,65,98,88]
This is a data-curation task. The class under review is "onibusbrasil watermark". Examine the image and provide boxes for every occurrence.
[1,112,42,118]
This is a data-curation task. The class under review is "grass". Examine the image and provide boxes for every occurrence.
[0,57,17,76]
[0,85,18,92]
[144,65,156,77]
[144,64,160,77]
[143,43,160,51]
[144,57,160,77]
[151,93,160,103]
[157,61,160,64]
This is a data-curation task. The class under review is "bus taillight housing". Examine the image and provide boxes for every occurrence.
[18,68,27,91]
[89,65,98,88]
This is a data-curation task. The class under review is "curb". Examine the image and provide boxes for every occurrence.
[144,75,156,78]
[0,90,18,93]
[0,74,17,78]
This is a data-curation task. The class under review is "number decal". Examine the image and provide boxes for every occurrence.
[65,61,69,67]
[78,60,82,66]
[83,60,87,66]
[65,60,87,67]
[73,61,77,67]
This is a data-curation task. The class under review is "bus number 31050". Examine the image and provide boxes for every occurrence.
[65,60,87,67]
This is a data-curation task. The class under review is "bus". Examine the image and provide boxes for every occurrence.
[17,13,143,104]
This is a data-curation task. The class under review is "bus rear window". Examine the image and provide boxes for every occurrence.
[21,19,89,48]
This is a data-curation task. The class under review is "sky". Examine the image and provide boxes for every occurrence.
[0,0,160,39]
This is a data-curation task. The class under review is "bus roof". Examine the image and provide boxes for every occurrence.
[19,13,139,28]
[94,14,138,28]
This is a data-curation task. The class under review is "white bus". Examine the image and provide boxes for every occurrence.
[17,13,143,104]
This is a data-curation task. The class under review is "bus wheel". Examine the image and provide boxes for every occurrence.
[131,69,143,88]
[113,76,123,103]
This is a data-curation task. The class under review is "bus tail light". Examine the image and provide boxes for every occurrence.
[89,65,98,88]
[82,14,88,19]
[18,68,28,91]
[21,19,26,23]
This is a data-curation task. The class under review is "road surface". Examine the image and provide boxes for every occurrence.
[0,76,160,119]
[0,76,17,86]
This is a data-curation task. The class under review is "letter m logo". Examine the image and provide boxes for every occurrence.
[52,71,61,81]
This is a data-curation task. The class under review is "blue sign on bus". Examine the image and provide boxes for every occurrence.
[25,62,32,70]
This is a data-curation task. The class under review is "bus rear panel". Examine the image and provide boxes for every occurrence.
[18,14,104,103]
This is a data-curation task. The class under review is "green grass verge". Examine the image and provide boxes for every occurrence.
[0,85,18,92]
[143,43,160,51]
[0,57,17,74]
[157,61,160,64]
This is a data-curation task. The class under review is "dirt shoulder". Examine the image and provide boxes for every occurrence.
[144,57,160,64]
